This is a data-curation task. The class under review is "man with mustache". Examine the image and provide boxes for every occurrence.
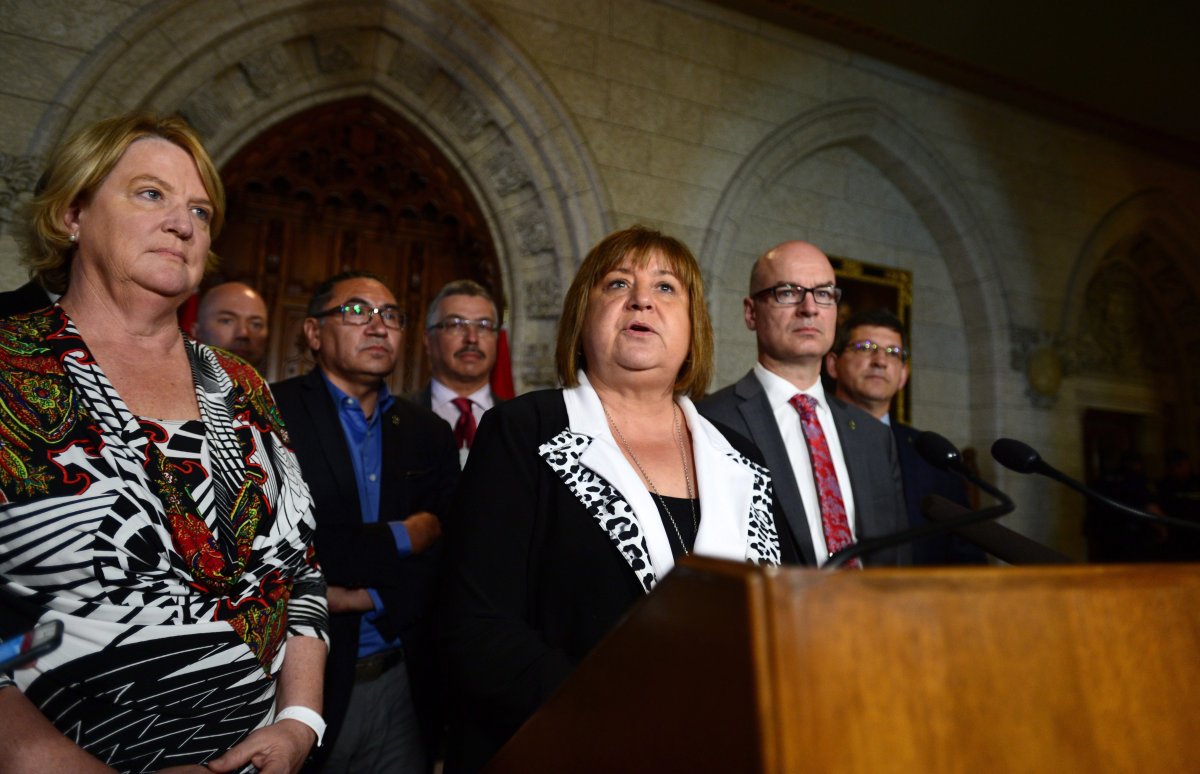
[410,279,503,467]
[700,241,908,567]
[272,270,459,772]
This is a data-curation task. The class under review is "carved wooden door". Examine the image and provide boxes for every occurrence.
[209,97,501,394]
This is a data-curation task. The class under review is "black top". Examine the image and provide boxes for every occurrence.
[654,494,700,558]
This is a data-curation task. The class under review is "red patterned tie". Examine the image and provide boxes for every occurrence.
[451,397,477,449]
[790,394,860,568]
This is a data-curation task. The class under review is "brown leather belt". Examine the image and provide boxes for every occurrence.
[354,649,405,683]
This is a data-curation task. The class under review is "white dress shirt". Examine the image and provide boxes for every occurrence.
[753,362,858,565]
[430,379,495,467]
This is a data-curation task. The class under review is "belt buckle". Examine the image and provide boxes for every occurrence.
[354,650,402,683]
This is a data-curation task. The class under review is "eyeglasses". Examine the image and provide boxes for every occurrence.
[312,300,406,330]
[428,317,499,336]
[844,340,908,362]
[751,283,842,307]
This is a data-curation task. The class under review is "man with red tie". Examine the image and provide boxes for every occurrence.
[699,241,908,567]
[410,280,503,468]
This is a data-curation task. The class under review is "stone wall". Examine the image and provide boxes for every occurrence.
[3,0,1199,553]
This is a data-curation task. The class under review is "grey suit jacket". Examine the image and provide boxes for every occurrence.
[699,369,909,566]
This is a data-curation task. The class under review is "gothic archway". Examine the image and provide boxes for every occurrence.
[13,0,614,392]
[210,97,502,391]
[1061,191,1200,464]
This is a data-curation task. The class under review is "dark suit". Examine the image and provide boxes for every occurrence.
[271,368,459,767]
[0,280,52,316]
[406,383,436,410]
[893,422,987,565]
[699,369,909,566]
[406,383,434,410]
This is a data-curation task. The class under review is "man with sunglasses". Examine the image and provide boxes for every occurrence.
[272,271,459,772]
[700,241,908,567]
[826,308,984,565]
[409,279,503,467]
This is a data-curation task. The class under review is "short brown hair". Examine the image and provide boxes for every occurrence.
[555,225,713,399]
[18,111,225,293]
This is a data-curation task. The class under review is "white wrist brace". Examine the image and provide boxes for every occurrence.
[275,705,326,747]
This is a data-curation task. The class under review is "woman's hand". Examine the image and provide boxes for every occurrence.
[204,720,315,774]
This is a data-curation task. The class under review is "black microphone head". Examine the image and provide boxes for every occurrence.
[914,431,962,472]
[991,438,1043,474]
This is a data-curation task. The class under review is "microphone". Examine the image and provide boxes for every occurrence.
[825,431,1015,570]
[914,432,1014,510]
[991,438,1200,533]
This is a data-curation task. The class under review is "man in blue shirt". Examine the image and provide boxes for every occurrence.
[272,270,459,772]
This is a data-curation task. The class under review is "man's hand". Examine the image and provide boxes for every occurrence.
[205,720,315,774]
[326,585,374,614]
[402,511,442,553]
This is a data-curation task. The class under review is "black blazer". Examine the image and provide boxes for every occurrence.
[271,368,459,765]
[406,383,435,410]
[699,369,909,566]
[439,388,791,771]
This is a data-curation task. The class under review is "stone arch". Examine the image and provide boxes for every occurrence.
[700,98,1008,444]
[23,0,612,391]
[1060,189,1200,342]
[1058,190,1200,451]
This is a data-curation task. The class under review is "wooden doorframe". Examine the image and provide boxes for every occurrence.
[208,97,503,393]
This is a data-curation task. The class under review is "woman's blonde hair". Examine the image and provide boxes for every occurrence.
[18,111,225,293]
[555,225,713,399]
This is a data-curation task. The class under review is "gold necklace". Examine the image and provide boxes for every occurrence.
[602,401,698,555]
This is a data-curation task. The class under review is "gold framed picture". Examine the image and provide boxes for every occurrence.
[829,256,913,424]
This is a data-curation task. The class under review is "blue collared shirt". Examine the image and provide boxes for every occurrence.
[321,373,409,657]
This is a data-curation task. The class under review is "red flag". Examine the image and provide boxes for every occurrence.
[178,291,200,337]
[490,328,515,399]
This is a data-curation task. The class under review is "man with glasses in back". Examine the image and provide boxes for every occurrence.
[826,308,984,565]
[271,271,459,772]
[700,241,908,567]
[409,279,503,467]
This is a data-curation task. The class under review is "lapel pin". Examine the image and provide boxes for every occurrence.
[391,415,400,426]
[849,420,857,431]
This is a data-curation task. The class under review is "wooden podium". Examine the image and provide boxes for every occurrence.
[487,558,1200,772]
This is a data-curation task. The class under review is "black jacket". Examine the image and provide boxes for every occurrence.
[272,368,459,767]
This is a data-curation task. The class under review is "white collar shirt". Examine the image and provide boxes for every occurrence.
[753,362,858,565]
[430,379,495,467]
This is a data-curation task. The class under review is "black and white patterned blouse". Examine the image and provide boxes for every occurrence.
[0,307,328,772]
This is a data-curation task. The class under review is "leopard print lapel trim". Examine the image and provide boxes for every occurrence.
[538,429,658,592]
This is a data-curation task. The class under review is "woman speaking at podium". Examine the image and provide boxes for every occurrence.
[441,225,793,770]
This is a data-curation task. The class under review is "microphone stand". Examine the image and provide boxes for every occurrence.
[825,502,1013,570]
[991,438,1200,533]
[825,431,1015,571]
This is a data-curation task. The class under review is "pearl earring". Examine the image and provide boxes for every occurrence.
[69,232,77,243]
